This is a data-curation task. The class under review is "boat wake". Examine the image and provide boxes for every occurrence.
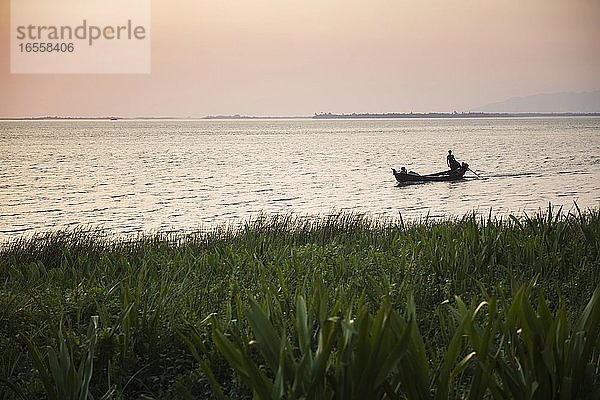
[482,172,542,179]
[483,169,591,179]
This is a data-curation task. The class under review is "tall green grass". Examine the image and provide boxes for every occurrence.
[184,285,600,399]
[0,207,599,399]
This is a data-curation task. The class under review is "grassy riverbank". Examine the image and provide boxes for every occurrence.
[1,208,599,399]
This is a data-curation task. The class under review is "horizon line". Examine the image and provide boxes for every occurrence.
[2,111,600,121]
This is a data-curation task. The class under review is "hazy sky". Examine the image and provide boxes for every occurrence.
[1,0,599,117]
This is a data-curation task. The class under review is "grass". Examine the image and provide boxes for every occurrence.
[0,207,599,399]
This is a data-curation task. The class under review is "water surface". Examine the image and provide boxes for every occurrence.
[1,117,599,238]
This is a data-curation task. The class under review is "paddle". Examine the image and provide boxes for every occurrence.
[468,168,481,179]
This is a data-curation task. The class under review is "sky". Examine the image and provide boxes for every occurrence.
[1,0,599,117]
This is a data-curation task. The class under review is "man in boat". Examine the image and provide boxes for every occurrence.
[447,150,461,170]
[399,167,419,175]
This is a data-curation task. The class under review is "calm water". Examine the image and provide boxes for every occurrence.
[1,118,599,239]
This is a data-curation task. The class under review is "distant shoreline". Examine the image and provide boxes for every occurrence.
[311,112,600,119]
[1,112,600,121]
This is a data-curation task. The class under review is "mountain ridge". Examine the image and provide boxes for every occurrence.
[473,91,600,113]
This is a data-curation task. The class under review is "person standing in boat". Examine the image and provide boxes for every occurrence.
[447,150,461,170]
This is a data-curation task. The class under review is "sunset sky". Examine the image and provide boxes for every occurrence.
[1,0,599,117]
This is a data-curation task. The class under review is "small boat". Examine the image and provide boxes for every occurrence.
[392,162,469,183]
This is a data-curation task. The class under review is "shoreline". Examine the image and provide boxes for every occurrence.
[1,112,600,121]
[1,204,596,244]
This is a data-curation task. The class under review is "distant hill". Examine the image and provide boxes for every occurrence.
[473,91,600,113]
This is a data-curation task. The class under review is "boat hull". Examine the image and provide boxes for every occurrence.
[392,164,468,183]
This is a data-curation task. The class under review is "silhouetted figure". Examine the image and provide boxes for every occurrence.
[400,167,407,174]
[447,150,461,170]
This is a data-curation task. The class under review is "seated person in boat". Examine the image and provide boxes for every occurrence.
[399,167,419,175]
[447,150,461,170]
[449,162,468,175]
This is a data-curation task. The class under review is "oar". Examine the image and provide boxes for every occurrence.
[468,168,481,179]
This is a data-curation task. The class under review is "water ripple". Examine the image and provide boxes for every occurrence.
[1,117,599,239]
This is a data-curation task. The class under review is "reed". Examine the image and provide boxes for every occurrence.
[0,207,599,399]
[183,284,600,399]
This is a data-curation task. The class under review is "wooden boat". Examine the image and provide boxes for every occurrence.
[392,162,469,183]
